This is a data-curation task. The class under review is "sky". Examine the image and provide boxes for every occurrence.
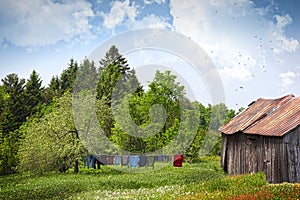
[0,0,299,110]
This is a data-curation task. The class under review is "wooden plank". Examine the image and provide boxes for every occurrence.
[294,128,300,182]
[221,134,227,170]
[227,135,233,175]
[271,138,276,183]
[286,131,295,182]
[257,135,264,173]
[266,137,272,182]
[283,133,290,182]
[233,134,237,174]
[240,133,245,174]
[276,138,283,183]
[237,133,242,174]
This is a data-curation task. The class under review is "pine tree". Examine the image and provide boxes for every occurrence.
[60,58,78,93]
[44,59,79,104]
[0,74,26,174]
[96,46,141,137]
[1,74,26,135]
[24,70,44,116]
[96,45,136,103]
[0,86,5,127]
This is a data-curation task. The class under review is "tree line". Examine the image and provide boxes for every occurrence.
[0,45,237,175]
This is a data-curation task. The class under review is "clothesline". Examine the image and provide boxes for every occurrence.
[84,154,183,169]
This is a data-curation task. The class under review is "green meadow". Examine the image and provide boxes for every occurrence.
[1,157,300,200]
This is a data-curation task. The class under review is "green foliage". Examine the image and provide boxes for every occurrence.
[75,58,98,92]
[147,71,184,128]
[0,131,19,174]
[44,75,60,103]
[60,58,78,93]
[110,70,190,154]
[209,103,228,130]
[0,45,241,176]
[18,92,85,175]
[96,45,140,139]
[185,103,236,159]
[0,85,5,115]
[0,74,27,174]
[44,59,79,103]
[24,70,44,116]
[1,73,26,134]
[97,45,136,104]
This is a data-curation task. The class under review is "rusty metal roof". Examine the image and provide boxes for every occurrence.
[219,94,300,136]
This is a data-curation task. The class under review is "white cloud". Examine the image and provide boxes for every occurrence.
[219,65,252,81]
[0,0,94,47]
[100,1,172,31]
[170,0,261,82]
[128,14,173,29]
[167,0,300,108]
[276,35,299,53]
[278,71,297,90]
[169,0,299,84]
[144,0,166,5]
[101,0,138,30]
[218,51,256,81]
[273,14,299,53]
[275,14,292,30]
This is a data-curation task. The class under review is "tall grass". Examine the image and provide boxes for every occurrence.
[0,161,224,199]
[1,158,300,199]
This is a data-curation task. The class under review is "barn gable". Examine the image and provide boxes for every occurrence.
[219,94,300,183]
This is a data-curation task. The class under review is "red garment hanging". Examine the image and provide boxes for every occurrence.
[173,154,183,167]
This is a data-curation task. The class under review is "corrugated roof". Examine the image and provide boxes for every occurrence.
[219,94,300,136]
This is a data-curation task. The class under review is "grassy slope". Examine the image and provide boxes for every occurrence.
[1,158,300,199]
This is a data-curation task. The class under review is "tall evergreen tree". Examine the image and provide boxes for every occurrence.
[60,58,78,93]
[49,75,60,94]
[96,45,137,103]
[43,59,79,104]
[42,76,60,105]
[75,58,97,92]
[24,70,44,116]
[0,74,26,174]
[1,74,26,135]
[96,45,141,137]
[99,45,121,70]
[0,86,5,128]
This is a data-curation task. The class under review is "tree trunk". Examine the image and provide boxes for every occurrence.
[74,159,79,173]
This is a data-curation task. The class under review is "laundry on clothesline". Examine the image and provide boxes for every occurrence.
[129,155,140,167]
[173,154,183,167]
[114,155,121,165]
[84,154,183,168]
[121,155,129,166]
[139,155,147,167]
[107,155,114,165]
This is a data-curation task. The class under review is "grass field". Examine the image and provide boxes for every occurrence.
[1,157,300,199]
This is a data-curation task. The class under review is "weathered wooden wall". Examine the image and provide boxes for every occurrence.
[283,126,300,182]
[221,131,290,183]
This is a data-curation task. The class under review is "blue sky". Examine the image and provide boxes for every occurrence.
[0,0,299,110]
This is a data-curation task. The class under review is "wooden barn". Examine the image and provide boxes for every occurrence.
[219,94,300,183]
